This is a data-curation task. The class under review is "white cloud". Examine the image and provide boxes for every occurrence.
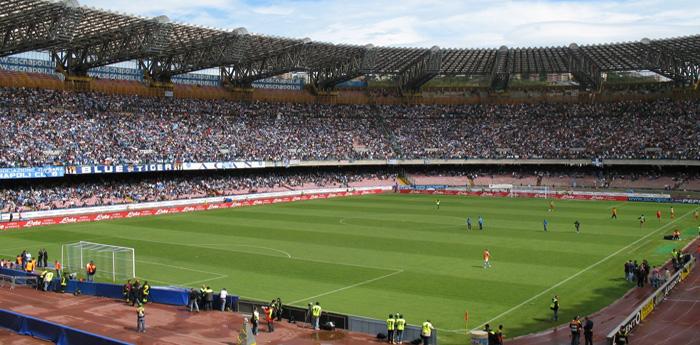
[77,0,700,48]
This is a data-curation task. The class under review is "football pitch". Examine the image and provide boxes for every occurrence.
[1,194,698,344]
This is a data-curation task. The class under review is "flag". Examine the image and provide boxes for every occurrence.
[238,317,256,345]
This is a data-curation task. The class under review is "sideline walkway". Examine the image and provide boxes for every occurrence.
[508,240,699,345]
[0,285,382,345]
[630,254,700,345]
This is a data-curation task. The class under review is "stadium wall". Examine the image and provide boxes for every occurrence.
[0,187,393,229]
[0,309,132,345]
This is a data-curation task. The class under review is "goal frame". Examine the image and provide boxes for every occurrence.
[61,241,135,282]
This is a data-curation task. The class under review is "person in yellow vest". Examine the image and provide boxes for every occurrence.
[386,314,396,343]
[59,272,68,293]
[38,270,47,290]
[395,314,406,344]
[421,319,434,345]
[251,307,260,335]
[311,302,322,330]
[25,259,34,273]
[85,261,96,282]
[140,281,150,304]
[136,304,146,333]
[43,270,54,291]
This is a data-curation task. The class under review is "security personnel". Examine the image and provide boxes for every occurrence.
[59,272,68,293]
[130,280,140,306]
[421,319,434,345]
[485,324,497,345]
[85,261,96,282]
[123,280,132,303]
[569,316,582,345]
[613,326,629,345]
[583,316,593,345]
[25,259,34,273]
[136,304,146,333]
[386,314,396,344]
[43,270,54,291]
[38,270,47,290]
[551,295,560,321]
[395,314,406,344]
[251,307,260,335]
[140,281,150,304]
[311,302,322,330]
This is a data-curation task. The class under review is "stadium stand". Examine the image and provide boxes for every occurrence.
[1,87,699,168]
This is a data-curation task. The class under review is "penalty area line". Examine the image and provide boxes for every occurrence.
[470,206,699,332]
[287,269,404,305]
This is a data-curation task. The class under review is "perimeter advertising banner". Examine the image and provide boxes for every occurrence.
[65,163,178,175]
[0,188,385,231]
[181,161,265,170]
[63,161,265,175]
[0,167,64,179]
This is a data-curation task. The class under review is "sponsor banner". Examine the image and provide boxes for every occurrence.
[673,198,700,205]
[628,196,673,203]
[410,185,450,191]
[66,164,177,175]
[399,189,628,201]
[0,189,386,231]
[0,167,64,179]
[181,161,265,171]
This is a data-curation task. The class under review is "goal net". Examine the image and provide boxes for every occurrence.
[61,241,135,282]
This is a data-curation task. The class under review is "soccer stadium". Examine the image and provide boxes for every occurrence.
[0,1,699,345]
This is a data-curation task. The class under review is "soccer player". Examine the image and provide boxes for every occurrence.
[483,249,491,268]
[694,210,699,221]
[543,219,549,232]
[435,199,440,210]
[478,216,484,230]
[670,206,675,219]
[611,207,618,219]
[466,217,472,231]
[656,210,662,223]
[548,201,555,212]
[638,214,646,227]
[574,220,581,234]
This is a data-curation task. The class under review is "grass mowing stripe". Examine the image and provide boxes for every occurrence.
[465,206,698,333]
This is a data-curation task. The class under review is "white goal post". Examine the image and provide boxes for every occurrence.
[61,241,135,282]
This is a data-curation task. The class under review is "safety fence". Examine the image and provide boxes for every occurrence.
[0,309,131,345]
[0,273,38,290]
[237,298,437,344]
[606,254,696,344]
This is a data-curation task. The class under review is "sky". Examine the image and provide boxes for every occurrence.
[78,0,700,48]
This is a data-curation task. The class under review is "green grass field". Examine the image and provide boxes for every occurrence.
[1,194,698,344]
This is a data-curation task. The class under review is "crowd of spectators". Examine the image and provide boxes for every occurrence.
[0,170,395,212]
[1,87,698,167]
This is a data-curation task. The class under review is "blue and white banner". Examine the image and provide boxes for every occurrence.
[0,167,64,179]
[65,163,178,175]
[181,161,265,170]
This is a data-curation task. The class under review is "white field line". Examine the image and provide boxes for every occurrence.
[119,231,400,272]
[465,206,699,333]
[178,274,230,287]
[287,269,404,305]
[196,243,292,258]
[138,259,226,278]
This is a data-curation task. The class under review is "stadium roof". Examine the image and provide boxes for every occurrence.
[1,0,699,91]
